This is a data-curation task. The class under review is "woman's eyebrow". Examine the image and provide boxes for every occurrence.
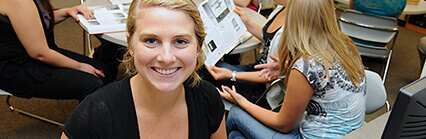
[174,34,192,38]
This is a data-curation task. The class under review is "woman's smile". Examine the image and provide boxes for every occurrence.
[152,67,180,75]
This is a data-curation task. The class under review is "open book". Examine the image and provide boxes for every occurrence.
[77,3,130,34]
[198,0,250,66]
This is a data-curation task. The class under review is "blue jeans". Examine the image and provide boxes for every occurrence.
[226,106,302,139]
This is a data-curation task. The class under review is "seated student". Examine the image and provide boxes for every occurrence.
[204,0,287,105]
[0,0,113,101]
[218,0,366,138]
[350,0,406,18]
[61,0,226,138]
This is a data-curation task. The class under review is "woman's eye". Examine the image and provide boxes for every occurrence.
[174,39,188,47]
[144,38,159,46]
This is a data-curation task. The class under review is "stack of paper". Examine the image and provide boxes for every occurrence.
[79,1,130,34]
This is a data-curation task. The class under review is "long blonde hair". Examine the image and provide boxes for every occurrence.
[278,0,364,86]
[123,0,206,86]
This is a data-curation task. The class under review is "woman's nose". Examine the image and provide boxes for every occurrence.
[157,44,176,64]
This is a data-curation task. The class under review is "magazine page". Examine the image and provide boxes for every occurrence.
[198,0,247,66]
[77,3,130,34]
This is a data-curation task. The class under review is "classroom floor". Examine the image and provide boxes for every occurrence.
[0,11,425,138]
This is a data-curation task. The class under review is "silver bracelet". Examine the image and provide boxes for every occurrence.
[231,71,237,82]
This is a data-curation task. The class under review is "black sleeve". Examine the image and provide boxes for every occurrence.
[62,92,113,139]
[201,80,225,134]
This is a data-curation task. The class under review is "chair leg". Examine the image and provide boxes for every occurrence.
[6,96,65,127]
[83,30,87,56]
[382,50,393,84]
[83,31,93,56]
[385,100,391,112]
[87,33,93,56]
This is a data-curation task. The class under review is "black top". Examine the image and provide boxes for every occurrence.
[0,0,56,98]
[261,7,284,48]
[255,7,285,65]
[63,76,225,138]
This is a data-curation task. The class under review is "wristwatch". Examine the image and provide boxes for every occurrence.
[231,71,237,82]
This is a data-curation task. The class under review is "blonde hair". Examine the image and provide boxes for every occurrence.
[278,0,364,86]
[123,0,206,86]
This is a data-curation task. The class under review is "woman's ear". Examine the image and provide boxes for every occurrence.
[126,33,130,43]
[126,33,134,56]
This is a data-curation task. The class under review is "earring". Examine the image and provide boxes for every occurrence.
[196,52,199,57]
[130,51,134,55]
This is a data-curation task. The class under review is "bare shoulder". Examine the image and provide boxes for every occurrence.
[0,0,36,16]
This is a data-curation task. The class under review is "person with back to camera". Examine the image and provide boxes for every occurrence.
[61,0,227,138]
[218,0,367,138]
[0,0,113,102]
[204,0,287,107]
[350,0,406,18]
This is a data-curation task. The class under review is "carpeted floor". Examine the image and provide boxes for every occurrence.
[0,11,425,138]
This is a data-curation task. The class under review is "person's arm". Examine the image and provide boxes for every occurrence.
[210,115,227,139]
[233,0,251,7]
[234,6,263,40]
[4,0,103,77]
[255,54,282,81]
[206,65,270,83]
[54,5,94,24]
[219,69,313,133]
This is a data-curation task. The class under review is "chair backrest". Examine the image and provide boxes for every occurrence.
[364,69,387,114]
[339,9,398,44]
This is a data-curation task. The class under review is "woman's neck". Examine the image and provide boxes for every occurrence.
[130,74,186,113]
[267,8,287,33]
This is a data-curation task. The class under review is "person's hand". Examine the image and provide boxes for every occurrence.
[254,54,281,81]
[234,6,250,25]
[67,5,94,22]
[217,85,248,106]
[78,63,105,78]
[205,65,233,80]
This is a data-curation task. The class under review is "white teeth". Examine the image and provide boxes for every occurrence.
[154,68,178,75]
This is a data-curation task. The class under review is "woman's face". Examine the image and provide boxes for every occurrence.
[130,6,198,93]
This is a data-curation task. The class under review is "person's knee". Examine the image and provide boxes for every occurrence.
[228,106,247,120]
[226,106,246,133]
[228,130,246,139]
[91,78,104,92]
[79,78,103,101]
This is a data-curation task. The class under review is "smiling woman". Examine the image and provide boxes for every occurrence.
[129,7,199,93]
[61,0,227,138]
